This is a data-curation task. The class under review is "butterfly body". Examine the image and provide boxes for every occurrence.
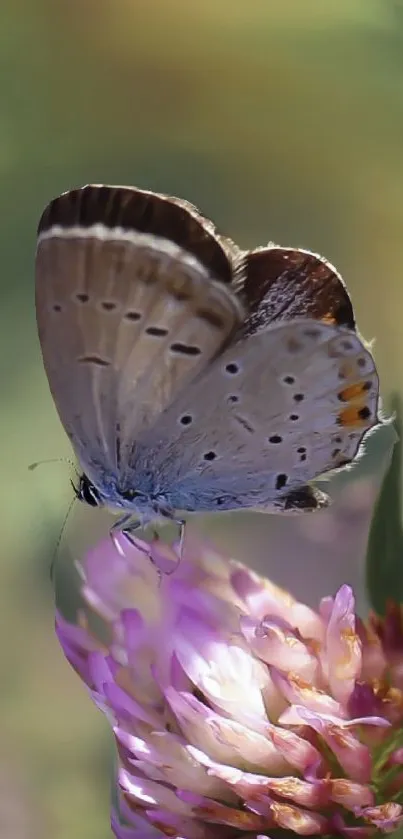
[35,184,381,531]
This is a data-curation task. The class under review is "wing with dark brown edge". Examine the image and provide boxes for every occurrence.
[237,246,355,339]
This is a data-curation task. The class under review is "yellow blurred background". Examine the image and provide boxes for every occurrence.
[1,1,403,836]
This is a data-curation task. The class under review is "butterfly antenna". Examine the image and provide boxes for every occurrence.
[29,457,77,473]
[49,494,76,584]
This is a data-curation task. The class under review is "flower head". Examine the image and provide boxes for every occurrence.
[57,535,403,838]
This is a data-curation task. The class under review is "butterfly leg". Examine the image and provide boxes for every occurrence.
[110,514,148,557]
[177,519,186,560]
[160,518,186,577]
[110,512,186,576]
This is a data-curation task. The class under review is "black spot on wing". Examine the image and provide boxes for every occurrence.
[275,474,288,490]
[170,342,201,356]
[145,326,169,337]
[78,355,111,366]
[125,311,142,321]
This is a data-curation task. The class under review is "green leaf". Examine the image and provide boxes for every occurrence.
[366,394,403,615]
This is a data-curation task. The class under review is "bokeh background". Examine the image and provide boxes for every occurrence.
[1,1,403,836]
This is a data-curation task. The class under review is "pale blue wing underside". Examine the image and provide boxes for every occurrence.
[129,318,379,511]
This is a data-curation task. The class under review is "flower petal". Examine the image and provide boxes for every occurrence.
[178,789,269,830]
[272,668,345,719]
[114,727,236,802]
[172,609,271,723]
[322,586,362,706]
[358,802,403,832]
[241,616,319,685]
[165,687,291,774]
[232,569,324,640]
[291,707,372,782]
[329,779,374,811]
[187,747,329,809]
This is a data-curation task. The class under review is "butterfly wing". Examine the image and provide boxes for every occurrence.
[35,185,243,486]
[237,246,355,338]
[137,318,380,512]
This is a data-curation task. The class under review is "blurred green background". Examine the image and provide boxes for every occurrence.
[1,0,403,836]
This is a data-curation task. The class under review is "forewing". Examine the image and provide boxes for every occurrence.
[35,185,243,483]
[141,318,380,511]
[238,246,355,339]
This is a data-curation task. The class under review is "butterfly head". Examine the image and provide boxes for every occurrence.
[72,473,160,517]
[73,473,104,507]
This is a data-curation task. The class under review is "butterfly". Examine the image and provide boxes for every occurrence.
[35,184,380,543]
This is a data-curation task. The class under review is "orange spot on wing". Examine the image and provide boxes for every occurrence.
[339,382,370,402]
[338,403,371,428]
